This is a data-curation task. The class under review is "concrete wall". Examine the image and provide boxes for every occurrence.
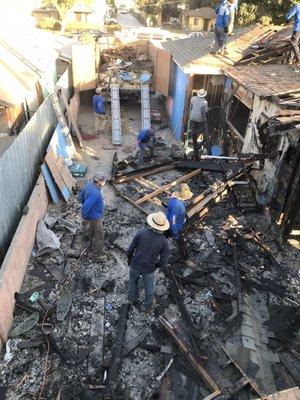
[0,174,49,347]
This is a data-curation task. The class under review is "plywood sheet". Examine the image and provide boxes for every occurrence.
[72,44,96,91]
[45,149,71,201]
[156,48,171,96]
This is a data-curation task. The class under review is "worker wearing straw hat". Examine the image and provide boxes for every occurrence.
[127,211,169,313]
[166,184,196,268]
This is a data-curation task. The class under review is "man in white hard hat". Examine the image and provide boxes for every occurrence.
[189,89,209,160]
[127,211,169,313]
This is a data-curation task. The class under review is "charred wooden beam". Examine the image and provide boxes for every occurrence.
[113,162,176,184]
[102,303,129,399]
[158,316,221,400]
[110,182,148,215]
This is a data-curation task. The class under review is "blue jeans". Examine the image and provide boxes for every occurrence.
[214,26,227,52]
[128,266,155,309]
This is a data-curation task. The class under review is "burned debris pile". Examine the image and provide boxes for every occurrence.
[98,46,154,90]
[236,28,295,66]
[1,146,299,400]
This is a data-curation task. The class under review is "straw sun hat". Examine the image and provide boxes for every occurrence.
[173,183,193,201]
[197,89,207,97]
[147,211,170,232]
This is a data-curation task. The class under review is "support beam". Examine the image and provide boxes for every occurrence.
[114,163,176,184]
[136,168,202,205]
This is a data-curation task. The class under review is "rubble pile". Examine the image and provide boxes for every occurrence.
[236,27,294,65]
[0,150,299,400]
[98,46,154,90]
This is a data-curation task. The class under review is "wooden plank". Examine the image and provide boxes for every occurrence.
[114,164,175,184]
[45,150,71,202]
[156,48,171,96]
[136,168,202,205]
[47,147,75,192]
[159,316,221,399]
[60,94,84,148]
[41,163,59,204]
[135,177,171,195]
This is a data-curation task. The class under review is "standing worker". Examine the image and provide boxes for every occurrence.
[93,87,107,135]
[166,184,196,269]
[127,212,169,313]
[212,0,235,55]
[286,4,300,64]
[80,172,107,263]
[221,0,238,35]
[189,89,209,160]
[137,128,156,164]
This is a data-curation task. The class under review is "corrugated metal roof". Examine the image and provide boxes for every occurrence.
[161,25,276,71]
[224,64,300,97]
[181,7,216,19]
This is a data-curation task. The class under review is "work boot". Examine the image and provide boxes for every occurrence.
[185,259,197,269]
[129,298,140,307]
[143,298,156,314]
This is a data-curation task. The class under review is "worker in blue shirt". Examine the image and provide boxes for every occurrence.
[166,184,196,268]
[212,0,235,55]
[221,0,238,35]
[80,172,107,263]
[93,87,107,135]
[137,128,156,164]
[127,211,169,313]
[286,4,300,63]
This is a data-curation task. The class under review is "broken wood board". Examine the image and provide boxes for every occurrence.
[136,168,202,205]
[9,313,39,338]
[56,291,72,321]
[159,316,221,400]
[122,330,150,356]
[114,163,175,184]
[88,298,104,377]
[47,146,76,192]
[45,148,71,201]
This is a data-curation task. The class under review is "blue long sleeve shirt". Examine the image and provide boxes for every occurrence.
[92,95,106,115]
[221,0,238,12]
[215,4,231,29]
[127,227,169,274]
[286,4,300,32]
[138,129,156,144]
[80,182,104,220]
[167,197,186,239]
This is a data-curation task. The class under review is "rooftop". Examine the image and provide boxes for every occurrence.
[161,25,284,74]
[181,7,216,19]
[224,64,300,97]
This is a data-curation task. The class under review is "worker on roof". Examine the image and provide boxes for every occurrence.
[80,172,107,264]
[137,128,156,164]
[221,0,238,35]
[127,211,169,313]
[189,89,210,160]
[165,184,196,269]
[93,87,107,135]
[212,0,235,55]
[286,4,300,64]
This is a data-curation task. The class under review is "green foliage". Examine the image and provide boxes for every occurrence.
[42,0,92,19]
[237,3,258,26]
[37,16,62,30]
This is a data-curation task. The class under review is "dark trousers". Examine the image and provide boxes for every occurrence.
[128,266,155,309]
[165,230,188,260]
[190,120,211,160]
[291,30,300,62]
[87,219,104,256]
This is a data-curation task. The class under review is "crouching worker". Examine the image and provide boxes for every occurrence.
[80,172,107,263]
[137,128,156,164]
[127,212,169,313]
[166,184,196,268]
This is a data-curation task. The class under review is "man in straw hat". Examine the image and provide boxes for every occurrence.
[127,211,169,313]
[93,87,107,135]
[166,183,196,268]
[189,89,209,160]
[80,172,107,263]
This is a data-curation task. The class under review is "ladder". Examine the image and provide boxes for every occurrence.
[110,85,122,145]
[0,37,77,154]
[141,84,151,130]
